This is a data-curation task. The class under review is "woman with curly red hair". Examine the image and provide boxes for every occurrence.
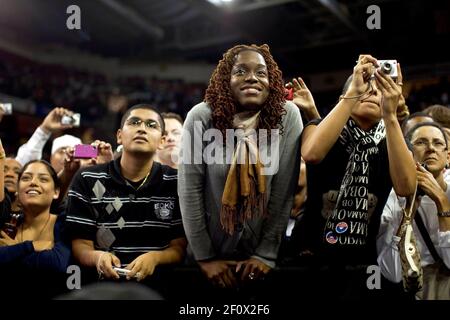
[178,44,302,291]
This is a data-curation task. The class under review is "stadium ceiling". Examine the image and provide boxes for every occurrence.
[0,0,448,73]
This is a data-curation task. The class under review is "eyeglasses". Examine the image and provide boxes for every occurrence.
[126,117,161,130]
[412,139,448,152]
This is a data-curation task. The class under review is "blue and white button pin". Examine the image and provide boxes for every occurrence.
[335,222,348,234]
[325,231,338,244]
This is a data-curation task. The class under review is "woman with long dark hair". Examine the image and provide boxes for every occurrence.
[178,44,302,291]
[0,139,71,297]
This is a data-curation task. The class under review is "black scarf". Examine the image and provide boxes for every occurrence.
[323,119,386,248]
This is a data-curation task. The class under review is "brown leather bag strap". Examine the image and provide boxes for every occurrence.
[414,209,443,264]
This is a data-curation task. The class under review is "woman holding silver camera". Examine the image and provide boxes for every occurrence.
[0,138,71,298]
[293,55,416,298]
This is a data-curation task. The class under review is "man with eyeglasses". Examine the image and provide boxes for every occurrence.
[377,122,450,299]
[66,104,186,292]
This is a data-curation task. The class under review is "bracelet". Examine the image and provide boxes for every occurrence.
[96,251,108,276]
[0,152,5,159]
[341,82,373,100]
[437,211,450,217]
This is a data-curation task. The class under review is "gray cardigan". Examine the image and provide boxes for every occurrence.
[178,101,302,267]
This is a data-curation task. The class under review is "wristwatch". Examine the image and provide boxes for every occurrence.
[437,211,450,217]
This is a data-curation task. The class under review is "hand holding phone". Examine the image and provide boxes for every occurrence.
[112,267,131,277]
[112,267,140,279]
[73,144,98,159]
[416,163,429,197]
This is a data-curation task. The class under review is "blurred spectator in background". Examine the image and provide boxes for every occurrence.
[401,112,434,136]
[279,76,317,261]
[423,104,450,140]
[0,58,205,150]
[96,87,129,146]
[155,112,183,169]
[291,159,308,222]
[50,134,82,174]
[407,77,450,112]
[55,140,114,216]
[279,158,308,263]
[3,157,22,212]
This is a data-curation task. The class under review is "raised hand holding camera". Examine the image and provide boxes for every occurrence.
[343,54,378,101]
[0,103,12,115]
[374,62,402,118]
[61,113,80,127]
[40,107,78,133]
[0,103,12,123]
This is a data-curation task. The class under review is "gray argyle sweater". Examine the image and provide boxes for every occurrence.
[178,101,302,267]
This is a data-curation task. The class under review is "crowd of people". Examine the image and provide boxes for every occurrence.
[0,51,204,152]
[0,44,449,300]
[0,53,204,119]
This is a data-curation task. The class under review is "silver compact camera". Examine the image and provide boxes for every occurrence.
[0,103,12,115]
[61,113,81,127]
[377,60,398,78]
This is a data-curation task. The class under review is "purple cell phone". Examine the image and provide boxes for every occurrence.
[73,144,98,159]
